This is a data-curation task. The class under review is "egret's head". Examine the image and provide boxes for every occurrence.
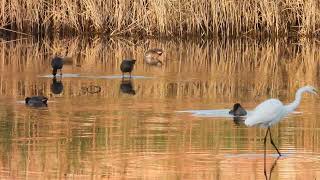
[303,85,318,95]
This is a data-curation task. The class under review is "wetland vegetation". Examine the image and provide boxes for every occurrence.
[1,0,320,37]
[1,1,320,179]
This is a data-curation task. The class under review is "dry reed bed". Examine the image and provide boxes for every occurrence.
[1,0,320,37]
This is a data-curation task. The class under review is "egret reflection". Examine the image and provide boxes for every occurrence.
[264,145,280,180]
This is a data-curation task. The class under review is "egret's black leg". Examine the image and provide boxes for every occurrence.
[129,72,132,78]
[268,127,282,156]
[264,132,267,180]
[264,128,269,145]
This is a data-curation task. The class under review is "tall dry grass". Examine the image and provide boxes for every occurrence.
[1,0,320,37]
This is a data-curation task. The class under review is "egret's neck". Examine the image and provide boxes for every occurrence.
[285,89,304,113]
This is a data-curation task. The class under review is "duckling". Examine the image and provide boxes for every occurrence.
[229,103,247,116]
[144,48,163,66]
[51,56,64,77]
[120,79,136,95]
[25,96,48,107]
[120,59,136,78]
[51,77,63,94]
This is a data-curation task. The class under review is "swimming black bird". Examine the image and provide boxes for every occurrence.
[144,48,163,66]
[229,103,247,116]
[120,79,136,95]
[25,96,48,107]
[120,59,136,78]
[51,56,64,77]
[51,77,63,94]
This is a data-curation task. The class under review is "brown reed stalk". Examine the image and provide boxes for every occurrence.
[1,0,320,37]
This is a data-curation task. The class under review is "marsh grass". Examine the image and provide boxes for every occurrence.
[1,0,320,37]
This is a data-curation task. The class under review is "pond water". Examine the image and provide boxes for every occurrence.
[0,37,319,179]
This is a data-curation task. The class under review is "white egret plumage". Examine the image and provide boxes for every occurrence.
[245,85,318,156]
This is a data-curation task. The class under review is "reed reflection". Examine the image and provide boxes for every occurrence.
[0,38,319,100]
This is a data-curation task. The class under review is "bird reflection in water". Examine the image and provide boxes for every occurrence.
[51,77,64,95]
[120,79,136,95]
[232,116,245,126]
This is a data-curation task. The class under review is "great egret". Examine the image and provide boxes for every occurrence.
[245,85,318,156]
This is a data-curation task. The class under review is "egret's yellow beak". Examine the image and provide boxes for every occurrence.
[313,89,318,95]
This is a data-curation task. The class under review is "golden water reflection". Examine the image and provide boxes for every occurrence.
[0,37,319,179]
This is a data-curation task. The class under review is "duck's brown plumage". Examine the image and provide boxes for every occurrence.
[144,48,163,66]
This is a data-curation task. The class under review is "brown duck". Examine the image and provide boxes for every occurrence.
[144,48,163,66]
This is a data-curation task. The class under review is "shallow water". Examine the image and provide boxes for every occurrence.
[0,37,319,179]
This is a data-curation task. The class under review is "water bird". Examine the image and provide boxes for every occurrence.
[120,79,136,95]
[245,85,318,156]
[25,96,48,107]
[51,56,64,77]
[229,103,247,116]
[144,48,163,66]
[120,59,136,78]
[51,77,63,94]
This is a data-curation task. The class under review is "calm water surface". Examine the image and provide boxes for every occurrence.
[0,38,319,179]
